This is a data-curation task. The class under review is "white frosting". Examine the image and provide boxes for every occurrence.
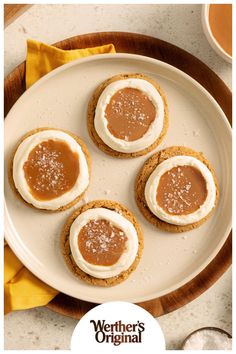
[145,156,216,226]
[94,78,165,153]
[13,130,89,210]
[69,208,139,278]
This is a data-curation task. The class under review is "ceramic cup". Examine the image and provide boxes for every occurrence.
[202,4,232,64]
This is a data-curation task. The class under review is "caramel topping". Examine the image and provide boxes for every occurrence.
[209,4,232,56]
[105,87,156,141]
[156,165,207,215]
[78,219,128,266]
[23,139,80,201]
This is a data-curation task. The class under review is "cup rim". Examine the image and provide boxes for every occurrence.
[201,4,232,64]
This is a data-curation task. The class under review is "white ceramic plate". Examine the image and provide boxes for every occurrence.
[4,54,232,304]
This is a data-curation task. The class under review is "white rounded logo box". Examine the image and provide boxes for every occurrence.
[71,301,165,353]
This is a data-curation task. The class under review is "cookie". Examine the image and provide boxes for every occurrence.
[8,127,91,212]
[87,73,169,158]
[135,146,219,232]
[61,200,144,286]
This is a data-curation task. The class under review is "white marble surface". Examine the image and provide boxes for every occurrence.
[4,4,232,350]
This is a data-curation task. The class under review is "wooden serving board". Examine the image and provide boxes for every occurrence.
[4,32,232,319]
[4,4,32,28]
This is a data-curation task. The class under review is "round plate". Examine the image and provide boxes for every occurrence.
[4,53,232,304]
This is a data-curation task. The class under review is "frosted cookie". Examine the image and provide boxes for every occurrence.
[9,128,91,211]
[61,200,143,286]
[87,73,169,158]
[135,146,219,232]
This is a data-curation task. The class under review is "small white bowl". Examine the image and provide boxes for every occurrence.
[202,4,232,64]
[182,327,232,350]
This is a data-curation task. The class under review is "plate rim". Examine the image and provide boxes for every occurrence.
[4,52,232,304]
[4,53,232,134]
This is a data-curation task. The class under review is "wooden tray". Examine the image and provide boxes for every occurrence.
[4,32,232,319]
[4,4,32,28]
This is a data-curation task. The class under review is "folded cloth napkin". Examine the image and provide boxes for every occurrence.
[5,39,116,314]
[26,39,116,88]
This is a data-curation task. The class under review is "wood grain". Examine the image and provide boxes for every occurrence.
[4,4,32,28]
[4,32,232,319]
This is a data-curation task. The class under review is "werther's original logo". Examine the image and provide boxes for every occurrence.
[90,320,145,346]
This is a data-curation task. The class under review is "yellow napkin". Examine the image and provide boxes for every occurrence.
[5,39,116,314]
[26,39,116,88]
